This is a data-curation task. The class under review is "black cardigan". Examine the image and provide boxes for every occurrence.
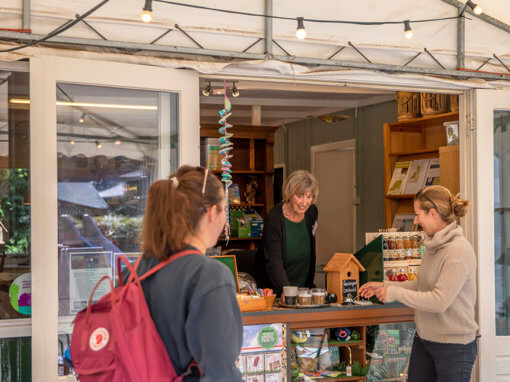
[254,202,318,295]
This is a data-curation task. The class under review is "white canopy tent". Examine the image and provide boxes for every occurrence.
[0,0,509,87]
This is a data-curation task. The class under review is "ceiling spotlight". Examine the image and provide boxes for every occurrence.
[78,113,86,123]
[141,0,153,23]
[404,20,413,39]
[466,0,483,15]
[296,17,307,40]
[202,82,212,96]
[96,141,103,149]
[232,82,240,98]
[114,138,122,145]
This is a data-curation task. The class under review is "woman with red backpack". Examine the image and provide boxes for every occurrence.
[137,165,243,381]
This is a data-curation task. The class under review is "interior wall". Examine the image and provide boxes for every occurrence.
[274,100,397,251]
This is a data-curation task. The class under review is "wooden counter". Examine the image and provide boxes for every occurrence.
[242,302,414,329]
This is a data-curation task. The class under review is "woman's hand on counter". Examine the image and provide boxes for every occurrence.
[358,281,384,299]
[375,286,387,303]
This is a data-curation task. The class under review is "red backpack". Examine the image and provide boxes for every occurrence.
[71,250,202,382]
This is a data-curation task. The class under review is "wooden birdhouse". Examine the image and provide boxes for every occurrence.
[324,253,366,304]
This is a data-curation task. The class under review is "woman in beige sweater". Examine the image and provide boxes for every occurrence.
[359,185,478,382]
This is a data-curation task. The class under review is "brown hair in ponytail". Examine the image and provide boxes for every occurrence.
[141,166,224,260]
[415,185,470,224]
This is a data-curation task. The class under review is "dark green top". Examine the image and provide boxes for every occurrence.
[284,217,311,287]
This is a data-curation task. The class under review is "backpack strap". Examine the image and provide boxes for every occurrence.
[182,359,203,378]
[138,249,203,282]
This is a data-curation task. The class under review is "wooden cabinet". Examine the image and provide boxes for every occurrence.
[200,124,278,249]
[383,112,460,228]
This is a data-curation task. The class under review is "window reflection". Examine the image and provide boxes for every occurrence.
[56,83,178,317]
[494,110,510,336]
[0,68,30,320]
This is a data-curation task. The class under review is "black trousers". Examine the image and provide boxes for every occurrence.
[407,334,477,382]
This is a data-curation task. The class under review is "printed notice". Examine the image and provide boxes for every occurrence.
[69,251,113,314]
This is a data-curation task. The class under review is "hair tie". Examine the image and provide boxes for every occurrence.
[170,176,179,188]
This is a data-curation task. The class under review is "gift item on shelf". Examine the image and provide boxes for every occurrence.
[396,91,420,121]
[244,175,258,205]
[444,121,459,146]
[420,93,448,115]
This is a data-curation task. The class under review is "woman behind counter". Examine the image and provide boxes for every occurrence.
[255,170,319,295]
[359,185,477,382]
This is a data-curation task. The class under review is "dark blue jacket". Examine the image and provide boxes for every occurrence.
[136,251,243,381]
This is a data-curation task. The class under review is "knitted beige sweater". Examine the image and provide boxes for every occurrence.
[385,222,478,344]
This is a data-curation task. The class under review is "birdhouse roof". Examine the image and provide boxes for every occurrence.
[323,253,366,272]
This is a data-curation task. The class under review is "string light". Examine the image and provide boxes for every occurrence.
[202,82,212,96]
[466,0,483,15]
[141,0,153,23]
[114,138,122,145]
[70,139,75,145]
[404,20,413,39]
[78,113,86,123]
[232,82,239,97]
[296,17,307,40]
[96,141,103,149]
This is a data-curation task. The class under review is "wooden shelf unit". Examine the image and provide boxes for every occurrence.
[201,124,277,249]
[383,112,460,228]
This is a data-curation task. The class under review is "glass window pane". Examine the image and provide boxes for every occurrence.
[494,109,510,336]
[0,337,31,381]
[0,67,31,321]
[56,84,179,324]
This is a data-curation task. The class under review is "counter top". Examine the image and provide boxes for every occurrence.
[242,302,414,329]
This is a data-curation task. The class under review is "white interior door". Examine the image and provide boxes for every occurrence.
[474,89,510,382]
[30,56,199,381]
[311,140,356,287]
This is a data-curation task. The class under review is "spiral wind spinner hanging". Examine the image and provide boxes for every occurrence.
[218,81,234,242]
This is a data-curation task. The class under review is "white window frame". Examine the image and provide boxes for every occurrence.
[29,56,199,381]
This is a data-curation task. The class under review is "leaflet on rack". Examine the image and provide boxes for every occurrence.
[424,158,440,187]
[387,161,411,195]
[403,159,430,195]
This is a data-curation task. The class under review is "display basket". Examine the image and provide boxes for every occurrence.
[236,295,266,312]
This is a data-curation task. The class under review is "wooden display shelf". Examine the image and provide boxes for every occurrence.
[383,112,460,227]
[327,339,364,349]
[385,194,415,200]
[389,148,439,157]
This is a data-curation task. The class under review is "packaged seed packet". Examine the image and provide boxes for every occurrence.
[264,352,282,373]
[246,354,264,375]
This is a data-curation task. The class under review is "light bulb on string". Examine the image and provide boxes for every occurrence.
[202,82,212,96]
[114,138,121,145]
[141,0,153,23]
[466,0,483,15]
[404,20,413,39]
[296,17,307,40]
[78,113,86,123]
[232,82,239,97]
[70,139,75,145]
[96,141,103,149]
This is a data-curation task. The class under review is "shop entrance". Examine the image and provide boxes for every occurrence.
[311,139,356,288]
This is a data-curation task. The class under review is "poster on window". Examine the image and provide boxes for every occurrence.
[240,324,286,381]
[69,250,113,314]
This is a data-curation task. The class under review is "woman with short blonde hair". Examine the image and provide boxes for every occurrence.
[255,170,319,295]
